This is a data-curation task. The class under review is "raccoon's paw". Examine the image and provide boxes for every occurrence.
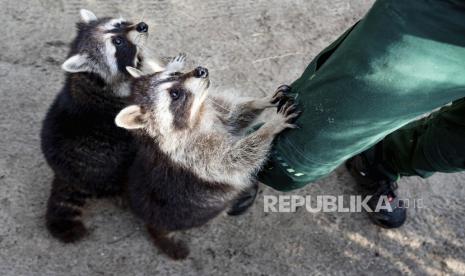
[166,53,187,72]
[270,84,293,106]
[269,100,301,132]
[46,219,88,243]
[163,239,190,260]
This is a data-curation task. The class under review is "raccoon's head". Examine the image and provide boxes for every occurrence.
[115,66,210,137]
[62,9,149,82]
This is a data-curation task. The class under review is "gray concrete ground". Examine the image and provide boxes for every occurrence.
[1,0,464,275]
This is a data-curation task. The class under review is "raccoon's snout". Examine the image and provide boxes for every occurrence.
[136,22,149,33]
[194,67,209,79]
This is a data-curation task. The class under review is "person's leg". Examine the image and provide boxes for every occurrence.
[346,98,465,228]
[381,98,465,178]
[259,0,465,191]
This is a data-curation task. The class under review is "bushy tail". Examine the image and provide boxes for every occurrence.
[46,177,90,243]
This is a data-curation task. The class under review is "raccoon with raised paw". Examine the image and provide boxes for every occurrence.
[115,60,300,260]
[41,9,162,243]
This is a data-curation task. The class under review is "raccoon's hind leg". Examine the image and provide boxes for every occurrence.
[146,225,190,260]
[46,176,90,243]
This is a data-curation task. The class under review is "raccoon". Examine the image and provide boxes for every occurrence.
[115,62,300,260]
[41,9,162,243]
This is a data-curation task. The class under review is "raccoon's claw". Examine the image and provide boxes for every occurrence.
[270,92,284,104]
[267,100,301,133]
[268,85,301,130]
[280,101,298,114]
[288,123,301,129]
[278,100,301,126]
[166,53,187,72]
[173,53,186,63]
[277,97,296,113]
[271,84,293,105]
[276,84,292,94]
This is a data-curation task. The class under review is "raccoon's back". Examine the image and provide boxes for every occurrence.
[41,82,135,195]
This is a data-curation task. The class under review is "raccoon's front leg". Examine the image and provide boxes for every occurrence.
[146,225,190,260]
[46,176,91,243]
[224,101,300,175]
[223,85,293,134]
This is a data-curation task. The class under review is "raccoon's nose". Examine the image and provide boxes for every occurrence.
[194,67,209,78]
[136,22,148,33]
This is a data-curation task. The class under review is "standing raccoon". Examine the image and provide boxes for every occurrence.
[41,9,160,243]
[115,63,300,260]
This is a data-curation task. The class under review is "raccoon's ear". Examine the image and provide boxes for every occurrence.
[62,54,92,73]
[80,9,98,23]
[126,66,144,78]
[115,105,148,130]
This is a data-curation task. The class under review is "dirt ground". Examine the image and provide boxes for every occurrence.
[1,0,464,275]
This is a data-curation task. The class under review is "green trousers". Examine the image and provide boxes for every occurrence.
[259,0,465,191]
